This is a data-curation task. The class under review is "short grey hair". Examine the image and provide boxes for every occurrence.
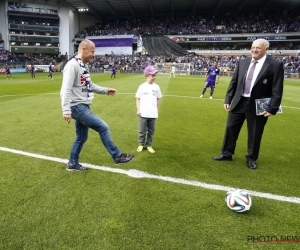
[262,39,270,49]
[255,39,269,49]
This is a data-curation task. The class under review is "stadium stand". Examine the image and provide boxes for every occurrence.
[74,11,300,37]
[0,0,299,78]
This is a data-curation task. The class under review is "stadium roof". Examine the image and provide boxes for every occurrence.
[39,0,300,19]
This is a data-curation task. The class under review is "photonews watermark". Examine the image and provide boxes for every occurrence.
[247,235,300,243]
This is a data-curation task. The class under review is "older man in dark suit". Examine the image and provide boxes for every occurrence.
[213,39,284,169]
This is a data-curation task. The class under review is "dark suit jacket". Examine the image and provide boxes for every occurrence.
[225,57,284,115]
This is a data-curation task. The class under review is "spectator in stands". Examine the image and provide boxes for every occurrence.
[200,61,220,99]
[135,65,162,153]
[60,39,134,171]
[212,39,284,170]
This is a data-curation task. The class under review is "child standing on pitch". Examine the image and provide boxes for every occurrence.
[135,66,162,153]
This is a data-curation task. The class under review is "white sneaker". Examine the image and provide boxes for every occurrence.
[200,95,203,98]
[137,145,143,152]
[210,96,212,99]
[147,146,155,153]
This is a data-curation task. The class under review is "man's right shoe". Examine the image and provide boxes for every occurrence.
[246,160,257,170]
[212,154,232,161]
[200,95,203,98]
[114,153,134,165]
[66,163,87,171]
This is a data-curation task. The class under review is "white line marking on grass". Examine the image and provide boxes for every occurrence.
[1,93,300,111]
[164,94,224,100]
[0,146,68,164]
[0,94,36,98]
[1,146,300,205]
[281,105,300,110]
[0,93,60,98]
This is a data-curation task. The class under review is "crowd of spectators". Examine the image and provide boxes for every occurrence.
[1,50,300,74]
[86,53,300,74]
[0,50,64,66]
[1,9,300,74]
[71,9,300,74]
[191,41,300,51]
[74,10,300,38]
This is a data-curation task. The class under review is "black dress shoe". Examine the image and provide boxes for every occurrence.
[212,154,232,161]
[246,160,257,169]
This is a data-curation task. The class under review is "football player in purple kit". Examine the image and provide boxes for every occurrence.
[200,61,220,99]
[48,62,54,80]
[5,64,12,79]
[111,65,116,79]
[30,64,36,78]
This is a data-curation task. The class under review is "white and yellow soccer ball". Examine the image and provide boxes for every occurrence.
[225,189,252,213]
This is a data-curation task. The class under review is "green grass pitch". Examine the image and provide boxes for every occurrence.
[0,72,300,249]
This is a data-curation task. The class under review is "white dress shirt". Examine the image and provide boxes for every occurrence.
[243,55,266,97]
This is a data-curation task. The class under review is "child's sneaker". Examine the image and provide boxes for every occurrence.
[147,147,155,153]
[114,153,134,165]
[66,163,87,171]
[137,146,143,152]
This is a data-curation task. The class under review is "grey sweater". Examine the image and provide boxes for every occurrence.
[60,58,108,115]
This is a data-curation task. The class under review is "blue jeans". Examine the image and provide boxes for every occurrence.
[69,104,121,164]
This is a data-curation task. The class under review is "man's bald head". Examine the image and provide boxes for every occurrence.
[79,39,94,50]
[77,39,95,63]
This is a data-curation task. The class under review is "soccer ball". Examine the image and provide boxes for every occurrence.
[225,189,252,213]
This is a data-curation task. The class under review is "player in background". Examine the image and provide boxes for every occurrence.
[48,62,54,80]
[170,64,176,78]
[111,65,116,79]
[200,61,220,99]
[30,64,35,78]
[5,64,12,79]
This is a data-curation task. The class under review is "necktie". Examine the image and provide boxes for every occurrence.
[244,60,258,94]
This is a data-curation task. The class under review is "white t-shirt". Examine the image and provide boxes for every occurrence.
[135,82,162,118]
